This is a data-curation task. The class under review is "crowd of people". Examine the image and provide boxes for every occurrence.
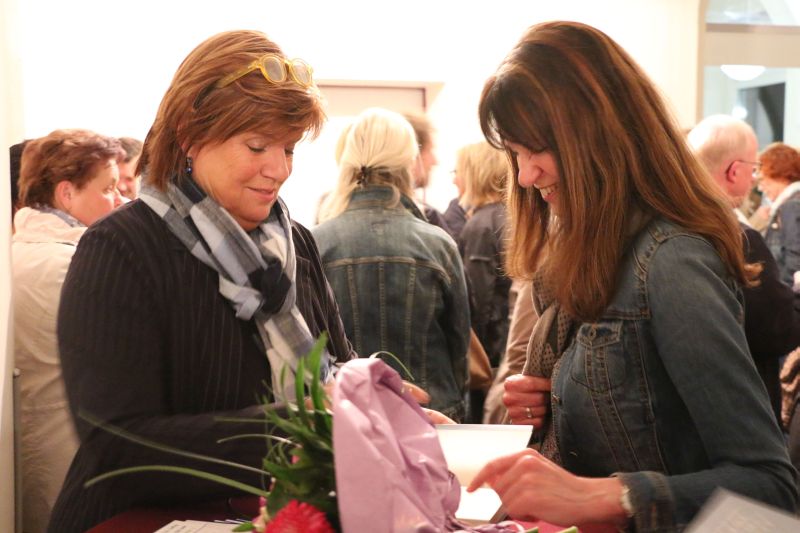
[9,20,800,533]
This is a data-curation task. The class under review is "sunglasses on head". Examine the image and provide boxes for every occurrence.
[214,53,314,90]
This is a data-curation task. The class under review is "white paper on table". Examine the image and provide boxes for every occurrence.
[153,520,242,532]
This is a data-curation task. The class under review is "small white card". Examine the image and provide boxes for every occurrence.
[686,488,800,533]
[154,520,243,532]
[455,486,506,525]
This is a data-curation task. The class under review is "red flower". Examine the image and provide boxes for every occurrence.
[265,500,335,533]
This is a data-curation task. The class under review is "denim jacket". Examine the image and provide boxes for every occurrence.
[764,189,800,288]
[551,219,797,531]
[312,186,470,420]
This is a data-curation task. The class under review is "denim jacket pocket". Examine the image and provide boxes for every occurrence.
[572,320,626,392]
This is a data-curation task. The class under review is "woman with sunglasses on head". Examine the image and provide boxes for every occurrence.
[757,142,800,287]
[48,30,355,532]
[467,21,796,531]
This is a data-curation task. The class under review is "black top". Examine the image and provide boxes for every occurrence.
[422,202,455,238]
[741,224,800,421]
[48,200,354,533]
[458,202,510,366]
[443,198,467,241]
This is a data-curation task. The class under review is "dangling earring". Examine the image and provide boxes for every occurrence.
[185,156,193,177]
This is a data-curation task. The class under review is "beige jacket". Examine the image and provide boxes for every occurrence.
[13,207,84,533]
[483,280,538,424]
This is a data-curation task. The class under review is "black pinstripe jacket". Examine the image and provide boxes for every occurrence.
[48,200,355,533]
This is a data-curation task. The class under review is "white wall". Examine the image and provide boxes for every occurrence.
[1,0,23,528]
[12,0,703,221]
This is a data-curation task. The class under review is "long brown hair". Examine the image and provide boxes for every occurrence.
[139,30,325,189]
[479,21,752,321]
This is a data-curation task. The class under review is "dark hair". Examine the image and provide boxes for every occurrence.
[10,140,28,210]
[139,30,325,189]
[479,21,752,320]
[17,129,122,208]
[118,137,143,163]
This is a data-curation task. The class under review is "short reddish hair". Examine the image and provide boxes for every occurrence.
[760,142,800,183]
[139,30,325,189]
[18,129,122,208]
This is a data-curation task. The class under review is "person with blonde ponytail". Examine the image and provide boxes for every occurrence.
[313,108,470,421]
[467,21,796,531]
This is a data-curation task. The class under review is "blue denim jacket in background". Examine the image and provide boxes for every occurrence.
[312,186,470,420]
[552,218,797,531]
[764,191,800,288]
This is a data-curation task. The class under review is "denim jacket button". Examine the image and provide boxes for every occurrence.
[587,326,597,340]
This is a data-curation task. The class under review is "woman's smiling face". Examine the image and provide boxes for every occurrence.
[506,141,561,214]
[189,131,301,230]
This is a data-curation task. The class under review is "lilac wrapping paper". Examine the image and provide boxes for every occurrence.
[332,358,524,533]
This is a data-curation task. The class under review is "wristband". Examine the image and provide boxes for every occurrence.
[619,483,635,519]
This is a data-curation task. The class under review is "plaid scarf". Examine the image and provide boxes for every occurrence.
[522,273,577,463]
[140,179,331,401]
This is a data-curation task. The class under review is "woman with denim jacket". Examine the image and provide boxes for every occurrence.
[313,108,470,422]
[758,143,800,288]
[467,21,797,532]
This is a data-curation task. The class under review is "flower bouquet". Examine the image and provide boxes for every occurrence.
[237,333,337,532]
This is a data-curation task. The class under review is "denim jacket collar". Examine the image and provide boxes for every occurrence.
[346,186,427,222]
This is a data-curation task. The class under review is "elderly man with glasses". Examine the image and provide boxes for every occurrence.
[689,114,800,425]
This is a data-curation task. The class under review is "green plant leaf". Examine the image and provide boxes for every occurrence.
[77,411,267,477]
[368,350,414,382]
[84,465,268,497]
[307,333,328,412]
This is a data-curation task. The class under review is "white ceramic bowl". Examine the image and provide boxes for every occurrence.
[435,424,533,486]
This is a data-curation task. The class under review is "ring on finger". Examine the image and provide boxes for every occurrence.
[525,406,533,419]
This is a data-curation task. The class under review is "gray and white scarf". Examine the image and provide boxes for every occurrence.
[140,178,331,401]
[521,273,577,464]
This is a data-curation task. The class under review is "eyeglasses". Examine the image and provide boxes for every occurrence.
[725,159,762,179]
[214,53,314,89]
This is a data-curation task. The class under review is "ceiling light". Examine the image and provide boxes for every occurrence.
[720,64,766,81]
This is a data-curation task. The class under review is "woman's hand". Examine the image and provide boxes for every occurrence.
[421,407,457,425]
[502,374,551,427]
[402,381,431,405]
[401,383,454,424]
[467,449,628,527]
